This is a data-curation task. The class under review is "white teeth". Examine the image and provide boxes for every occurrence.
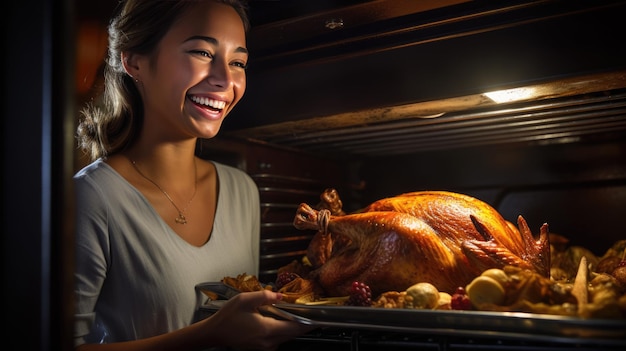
[190,95,225,110]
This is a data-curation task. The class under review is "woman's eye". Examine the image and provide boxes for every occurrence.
[232,61,248,70]
[189,49,247,69]
[191,50,213,59]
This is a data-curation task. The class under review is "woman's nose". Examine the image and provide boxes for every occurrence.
[207,59,231,88]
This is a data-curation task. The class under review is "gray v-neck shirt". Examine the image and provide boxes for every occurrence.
[73,159,260,346]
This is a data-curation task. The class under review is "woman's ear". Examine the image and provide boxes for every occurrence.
[121,52,141,81]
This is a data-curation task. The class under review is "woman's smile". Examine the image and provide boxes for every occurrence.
[188,94,227,121]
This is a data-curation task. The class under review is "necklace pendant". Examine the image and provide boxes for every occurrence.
[130,158,196,226]
[175,213,187,224]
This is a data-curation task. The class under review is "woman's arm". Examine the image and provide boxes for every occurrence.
[76,290,314,351]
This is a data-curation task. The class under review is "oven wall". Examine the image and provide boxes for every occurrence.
[198,137,349,283]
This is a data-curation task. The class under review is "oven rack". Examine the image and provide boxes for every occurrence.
[279,327,626,351]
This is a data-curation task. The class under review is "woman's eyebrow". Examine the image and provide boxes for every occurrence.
[185,35,248,54]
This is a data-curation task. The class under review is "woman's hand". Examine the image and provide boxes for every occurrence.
[203,290,315,350]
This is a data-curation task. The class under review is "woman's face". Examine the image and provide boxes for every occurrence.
[139,1,248,140]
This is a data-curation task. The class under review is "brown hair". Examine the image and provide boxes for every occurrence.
[76,0,250,161]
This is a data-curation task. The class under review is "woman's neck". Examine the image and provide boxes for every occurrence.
[123,139,199,183]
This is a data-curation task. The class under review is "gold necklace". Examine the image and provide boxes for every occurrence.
[130,158,198,224]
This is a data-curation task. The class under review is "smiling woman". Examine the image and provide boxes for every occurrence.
[72,1,312,350]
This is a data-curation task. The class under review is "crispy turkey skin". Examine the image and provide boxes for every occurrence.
[293,189,550,297]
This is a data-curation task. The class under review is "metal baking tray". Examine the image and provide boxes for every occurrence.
[266,303,626,345]
[195,282,240,300]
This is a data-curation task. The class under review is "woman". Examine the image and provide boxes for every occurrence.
[73,0,312,350]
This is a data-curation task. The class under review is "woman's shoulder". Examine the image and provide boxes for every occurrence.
[73,158,127,190]
[74,158,109,179]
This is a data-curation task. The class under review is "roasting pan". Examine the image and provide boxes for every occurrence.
[196,284,626,347]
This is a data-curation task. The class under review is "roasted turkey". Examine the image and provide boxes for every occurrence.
[292,189,550,297]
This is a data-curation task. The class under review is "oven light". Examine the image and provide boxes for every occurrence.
[484,87,538,103]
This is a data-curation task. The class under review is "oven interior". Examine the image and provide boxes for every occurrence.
[198,131,626,348]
